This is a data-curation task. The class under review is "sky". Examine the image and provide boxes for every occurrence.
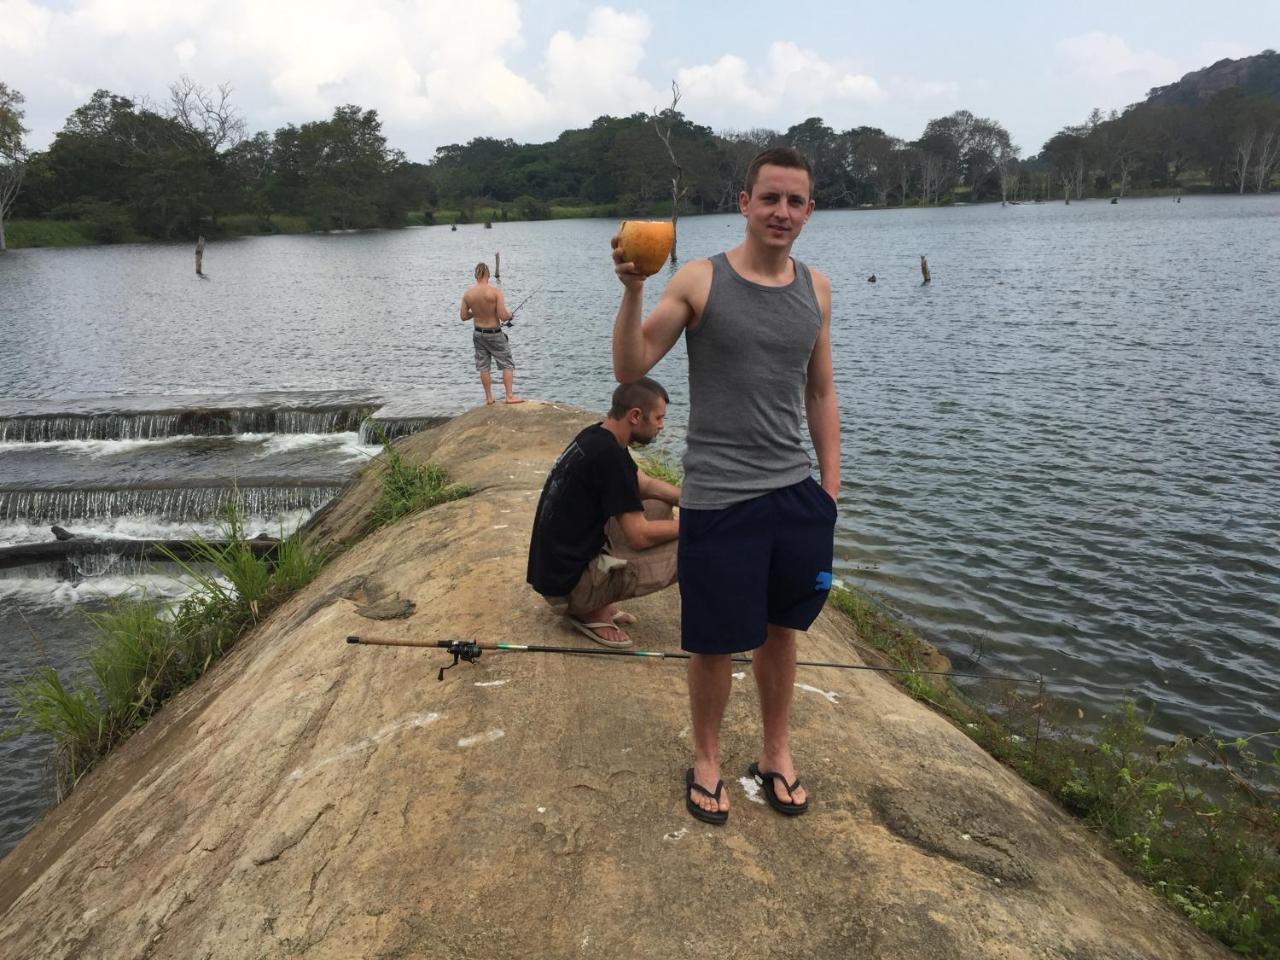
[2,0,1278,160]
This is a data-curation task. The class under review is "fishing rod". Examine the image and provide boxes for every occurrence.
[501,283,544,327]
[345,634,1041,686]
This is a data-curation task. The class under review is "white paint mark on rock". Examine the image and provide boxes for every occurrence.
[474,679,511,687]
[537,806,547,814]
[677,726,689,739]
[663,827,689,842]
[288,712,441,781]
[491,524,509,530]
[795,683,840,704]
[732,671,746,680]
[458,729,505,748]
[739,776,766,804]
[961,833,972,841]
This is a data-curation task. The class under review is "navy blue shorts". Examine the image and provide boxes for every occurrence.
[678,477,836,655]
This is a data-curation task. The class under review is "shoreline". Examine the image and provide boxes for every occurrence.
[2,186,1237,251]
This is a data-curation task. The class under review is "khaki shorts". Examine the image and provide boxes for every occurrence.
[543,500,678,618]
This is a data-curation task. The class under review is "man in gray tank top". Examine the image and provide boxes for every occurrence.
[611,147,840,824]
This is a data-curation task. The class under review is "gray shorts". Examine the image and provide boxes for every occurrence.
[473,328,515,372]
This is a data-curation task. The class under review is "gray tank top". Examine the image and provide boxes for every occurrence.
[681,252,823,509]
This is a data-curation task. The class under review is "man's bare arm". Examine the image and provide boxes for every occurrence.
[805,270,841,502]
[460,296,473,321]
[611,237,704,382]
[637,472,681,505]
[616,511,679,551]
[495,289,513,322]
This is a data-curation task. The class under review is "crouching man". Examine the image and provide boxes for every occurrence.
[526,378,680,647]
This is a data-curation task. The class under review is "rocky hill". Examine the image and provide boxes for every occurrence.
[1147,49,1280,105]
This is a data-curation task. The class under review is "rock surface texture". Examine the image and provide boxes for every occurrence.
[0,403,1232,959]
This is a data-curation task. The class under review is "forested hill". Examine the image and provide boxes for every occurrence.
[1146,50,1280,106]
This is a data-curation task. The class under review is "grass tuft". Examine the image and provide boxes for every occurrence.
[371,438,471,529]
[634,451,683,486]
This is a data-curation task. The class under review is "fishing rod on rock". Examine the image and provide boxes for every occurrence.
[345,634,1041,686]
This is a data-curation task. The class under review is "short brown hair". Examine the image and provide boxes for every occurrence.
[474,262,490,280]
[744,147,813,196]
[608,377,669,419]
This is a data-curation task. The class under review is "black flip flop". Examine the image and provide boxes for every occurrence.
[685,768,729,825]
[748,762,809,816]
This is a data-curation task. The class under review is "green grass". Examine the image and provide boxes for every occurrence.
[371,440,471,529]
[634,451,683,486]
[7,500,326,798]
[214,213,310,237]
[827,583,1280,957]
[4,219,101,248]
[549,203,617,219]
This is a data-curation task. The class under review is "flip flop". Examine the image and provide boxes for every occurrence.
[611,610,638,625]
[748,762,809,816]
[566,617,631,648]
[685,768,729,825]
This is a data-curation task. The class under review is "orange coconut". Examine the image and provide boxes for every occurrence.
[617,220,675,276]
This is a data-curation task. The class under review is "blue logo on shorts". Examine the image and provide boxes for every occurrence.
[815,571,832,591]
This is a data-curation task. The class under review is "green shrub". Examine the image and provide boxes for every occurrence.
[372,440,471,528]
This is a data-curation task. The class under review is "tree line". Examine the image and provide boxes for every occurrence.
[2,60,1279,250]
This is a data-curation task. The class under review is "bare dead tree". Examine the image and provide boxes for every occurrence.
[995,143,1021,205]
[168,75,246,151]
[1254,123,1280,192]
[1233,124,1256,194]
[650,80,687,263]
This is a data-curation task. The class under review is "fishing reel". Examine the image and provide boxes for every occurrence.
[438,639,483,681]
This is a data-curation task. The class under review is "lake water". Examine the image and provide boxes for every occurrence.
[1,196,1277,855]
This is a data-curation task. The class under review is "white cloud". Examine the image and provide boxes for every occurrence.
[544,7,659,120]
[0,0,53,52]
[1054,32,1177,88]
[676,40,883,121]
[2,0,559,155]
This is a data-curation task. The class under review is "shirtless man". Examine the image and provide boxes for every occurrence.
[461,262,524,404]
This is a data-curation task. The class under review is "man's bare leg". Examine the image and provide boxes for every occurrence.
[502,369,525,404]
[689,653,733,816]
[479,371,495,405]
[753,624,806,805]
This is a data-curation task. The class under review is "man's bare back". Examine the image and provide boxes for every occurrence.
[461,280,510,329]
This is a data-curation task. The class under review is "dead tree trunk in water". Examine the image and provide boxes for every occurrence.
[195,235,206,276]
[651,80,687,264]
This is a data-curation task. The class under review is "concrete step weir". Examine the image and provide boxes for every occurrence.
[0,481,344,523]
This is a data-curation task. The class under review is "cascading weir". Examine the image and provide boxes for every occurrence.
[0,483,344,523]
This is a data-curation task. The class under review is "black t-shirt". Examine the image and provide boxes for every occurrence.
[527,424,644,596]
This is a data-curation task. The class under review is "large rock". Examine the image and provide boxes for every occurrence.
[0,403,1231,959]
